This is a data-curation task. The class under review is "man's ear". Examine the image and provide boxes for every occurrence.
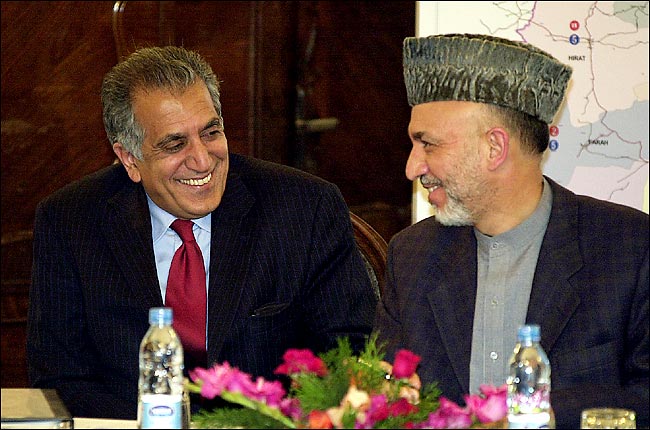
[112,143,142,183]
[484,127,509,171]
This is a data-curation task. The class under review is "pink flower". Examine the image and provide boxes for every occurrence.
[388,397,418,417]
[189,362,286,407]
[420,410,449,429]
[478,383,507,397]
[223,369,286,407]
[189,362,236,399]
[392,349,421,379]
[369,395,391,421]
[465,384,507,424]
[274,348,328,376]
[280,397,302,421]
[355,395,390,428]
[423,397,472,429]
[245,377,286,407]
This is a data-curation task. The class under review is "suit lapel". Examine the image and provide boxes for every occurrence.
[103,181,162,306]
[102,164,257,364]
[420,179,583,392]
[425,226,477,394]
[206,170,255,363]
[528,178,583,353]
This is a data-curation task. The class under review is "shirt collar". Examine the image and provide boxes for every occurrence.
[474,177,553,250]
[146,194,212,243]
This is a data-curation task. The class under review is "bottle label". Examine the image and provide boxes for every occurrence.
[508,411,551,429]
[138,393,182,429]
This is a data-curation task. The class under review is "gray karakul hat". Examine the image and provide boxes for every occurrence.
[403,33,572,124]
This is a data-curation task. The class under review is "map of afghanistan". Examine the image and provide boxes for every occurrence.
[417,1,648,217]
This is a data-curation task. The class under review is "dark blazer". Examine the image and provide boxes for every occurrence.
[28,153,377,419]
[374,177,649,428]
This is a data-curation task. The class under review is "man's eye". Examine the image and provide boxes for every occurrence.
[166,141,185,152]
[202,129,222,140]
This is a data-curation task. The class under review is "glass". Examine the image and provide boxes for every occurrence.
[581,408,636,429]
[182,388,191,429]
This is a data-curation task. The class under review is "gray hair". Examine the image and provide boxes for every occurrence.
[101,46,222,160]
[482,103,550,155]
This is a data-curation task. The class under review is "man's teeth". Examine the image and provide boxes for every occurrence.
[179,173,211,186]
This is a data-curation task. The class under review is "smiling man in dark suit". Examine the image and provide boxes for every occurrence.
[374,34,649,428]
[27,46,376,419]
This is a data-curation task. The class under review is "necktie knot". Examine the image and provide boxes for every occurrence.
[171,219,196,243]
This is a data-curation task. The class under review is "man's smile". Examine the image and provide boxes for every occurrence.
[177,172,212,186]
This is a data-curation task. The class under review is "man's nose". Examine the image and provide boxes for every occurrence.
[405,146,428,181]
[186,138,211,171]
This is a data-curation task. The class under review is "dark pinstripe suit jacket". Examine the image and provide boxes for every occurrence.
[28,153,377,419]
[374,177,649,428]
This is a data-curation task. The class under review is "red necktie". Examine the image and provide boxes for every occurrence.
[165,219,207,360]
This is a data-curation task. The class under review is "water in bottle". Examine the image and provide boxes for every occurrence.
[506,324,553,429]
[138,307,185,429]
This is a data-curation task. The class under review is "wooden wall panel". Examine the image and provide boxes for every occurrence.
[1,230,32,388]
[0,1,266,388]
[291,1,414,238]
[110,1,298,163]
[2,2,118,387]
[1,1,118,236]
[1,0,415,388]
[111,1,257,156]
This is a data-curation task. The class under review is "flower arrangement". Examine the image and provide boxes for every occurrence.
[185,334,507,428]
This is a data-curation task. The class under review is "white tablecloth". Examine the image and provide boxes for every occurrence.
[73,418,137,429]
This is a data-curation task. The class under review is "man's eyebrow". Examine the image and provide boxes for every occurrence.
[411,131,441,144]
[411,131,426,141]
[202,117,223,131]
[154,118,223,148]
[155,133,185,148]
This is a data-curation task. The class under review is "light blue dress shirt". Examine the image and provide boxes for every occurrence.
[146,195,211,303]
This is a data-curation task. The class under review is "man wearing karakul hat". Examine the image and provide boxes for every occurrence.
[374,33,648,428]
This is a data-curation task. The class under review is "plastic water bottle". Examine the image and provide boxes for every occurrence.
[506,324,553,429]
[137,307,185,429]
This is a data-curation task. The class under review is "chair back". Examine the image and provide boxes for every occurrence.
[350,212,388,298]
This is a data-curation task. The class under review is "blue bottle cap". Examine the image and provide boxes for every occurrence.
[149,307,173,325]
[518,324,541,342]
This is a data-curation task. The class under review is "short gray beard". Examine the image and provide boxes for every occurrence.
[433,191,474,226]
[420,174,478,227]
